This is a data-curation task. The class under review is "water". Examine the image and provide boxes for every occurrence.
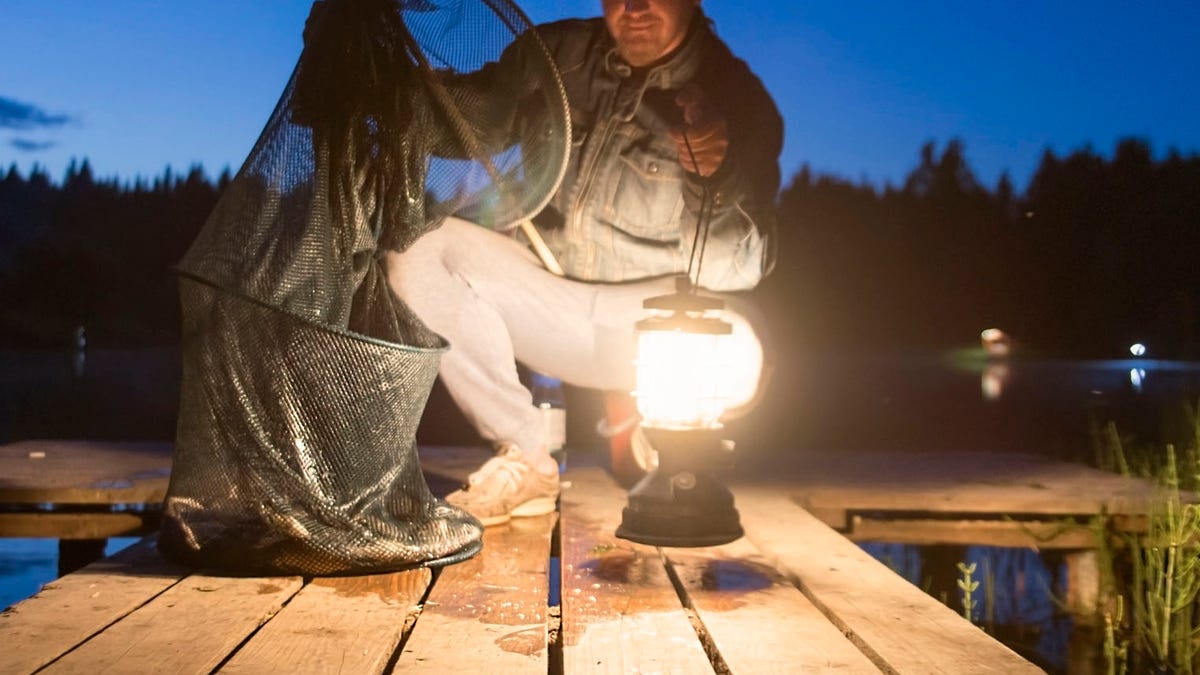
[0,538,139,611]
[737,350,1200,463]
[4,346,1200,669]
[0,347,181,443]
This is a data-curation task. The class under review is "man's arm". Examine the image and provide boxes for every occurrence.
[672,59,783,292]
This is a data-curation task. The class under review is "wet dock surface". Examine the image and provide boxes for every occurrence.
[0,445,1044,674]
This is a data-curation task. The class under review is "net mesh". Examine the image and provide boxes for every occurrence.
[159,0,569,575]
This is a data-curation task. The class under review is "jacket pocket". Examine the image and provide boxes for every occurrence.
[600,144,686,243]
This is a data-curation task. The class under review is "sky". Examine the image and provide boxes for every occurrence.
[2,1,1199,193]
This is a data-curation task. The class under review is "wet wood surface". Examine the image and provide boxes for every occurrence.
[559,466,713,674]
[400,513,556,672]
[0,445,1047,673]
[665,537,881,673]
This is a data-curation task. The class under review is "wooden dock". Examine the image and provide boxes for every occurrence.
[734,449,1166,549]
[0,445,1045,674]
[0,440,171,575]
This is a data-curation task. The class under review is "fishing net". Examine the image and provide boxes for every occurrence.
[158,0,569,575]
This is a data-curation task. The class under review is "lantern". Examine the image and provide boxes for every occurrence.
[615,277,745,547]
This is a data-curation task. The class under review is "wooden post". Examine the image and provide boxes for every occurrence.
[1064,549,1100,622]
[58,538,107,577]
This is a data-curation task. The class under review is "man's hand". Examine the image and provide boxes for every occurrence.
[668,83,729,178]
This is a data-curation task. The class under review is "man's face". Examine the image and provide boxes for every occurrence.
[602,0,699,67]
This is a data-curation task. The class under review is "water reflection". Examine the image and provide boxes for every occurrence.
[1129,367,1146,393]
[981,362,1011,401]
[861,542,1073,673]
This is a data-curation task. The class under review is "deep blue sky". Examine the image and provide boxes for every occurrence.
[2,1,1198,192]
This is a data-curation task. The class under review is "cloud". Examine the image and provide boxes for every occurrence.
[0,96,75,130]
[10,138,56,152]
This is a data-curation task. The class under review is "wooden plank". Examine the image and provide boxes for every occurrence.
[559,465,712,674]
[400,513,557,672]
[736,486,1044,674]
[41,573,302,674]
[845,516,1097,549]
[221,570,432,675]
[0,539,186,674]
[0,511,157,538]
[666,537,881,673]
[738,450,1166,518]
[0,440,172,504]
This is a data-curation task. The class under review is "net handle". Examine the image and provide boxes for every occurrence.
[394,17,565,276]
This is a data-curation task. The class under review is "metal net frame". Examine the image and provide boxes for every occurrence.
[159,0,569,575]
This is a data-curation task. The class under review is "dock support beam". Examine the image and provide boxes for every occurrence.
[1064,549,1100,621]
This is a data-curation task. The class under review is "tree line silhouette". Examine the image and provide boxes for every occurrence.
[758,138,1200,360]
[0,160,229,347]
[2,138,1198,359]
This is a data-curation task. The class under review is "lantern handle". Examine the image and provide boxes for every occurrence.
[679,129,715,293]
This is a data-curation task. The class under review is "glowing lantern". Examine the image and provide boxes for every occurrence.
[616,277,745,547]
[634,287,734,429]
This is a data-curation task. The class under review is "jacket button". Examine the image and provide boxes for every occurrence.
[648,162,659,174]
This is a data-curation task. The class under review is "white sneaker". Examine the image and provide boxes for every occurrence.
[445,444,560,526]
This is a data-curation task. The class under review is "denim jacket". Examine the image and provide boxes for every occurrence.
[527,13,783,292]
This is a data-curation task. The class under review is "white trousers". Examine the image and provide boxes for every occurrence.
[386,217,762,457]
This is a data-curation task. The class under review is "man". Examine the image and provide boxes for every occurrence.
[388,0,782,525]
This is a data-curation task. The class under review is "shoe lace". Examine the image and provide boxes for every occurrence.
[468,450,528,494]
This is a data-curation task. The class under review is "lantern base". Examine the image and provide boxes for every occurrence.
[615,428,742,547]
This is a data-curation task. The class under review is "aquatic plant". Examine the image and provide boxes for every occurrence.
[1104,595,1128,675]
[1095,401,1200,673]
[1126,445,1200,672]
[957,561,980,623]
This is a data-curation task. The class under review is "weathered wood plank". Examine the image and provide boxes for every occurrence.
[0,539,185,674]
[0,440,172,504]
[400,513,557,672]
[845,515,1097,549]
[736,486,1045,674]
[41,573,302,674]
[0,511,157,539]
[559,465,712,674]
[666,537,881,674]
[738,450,1166,518]
[220,570,432,674]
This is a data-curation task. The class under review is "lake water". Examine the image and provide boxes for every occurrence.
[4,346,1200,671]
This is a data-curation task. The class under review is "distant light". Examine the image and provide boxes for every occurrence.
[980,328,1011,357]
[1130,343,1147,357]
